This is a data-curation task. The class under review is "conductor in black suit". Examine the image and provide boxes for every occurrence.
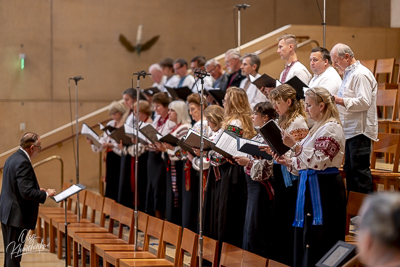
[0,132,56,266]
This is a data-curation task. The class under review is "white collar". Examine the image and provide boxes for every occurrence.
[19,147,31,163]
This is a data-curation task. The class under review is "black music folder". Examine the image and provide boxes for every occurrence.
[108,126,133,146]
[157,133,180,146]
[205,87,225,106]
[250,73,279,89]
[139,123,161,145]
[177,139,196,155]
[183,129,215,150]
[282,75,308,100]
[142,87,161,96]
[165,86,193,100]
[237,137,272,160]
[52,184,86,203]
[258,120,290,156]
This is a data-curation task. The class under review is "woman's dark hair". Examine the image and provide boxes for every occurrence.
[152,92,171,107]
[253,101,277,121]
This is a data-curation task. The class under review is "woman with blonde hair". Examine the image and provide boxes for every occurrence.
[87,100,126,202]
[264,83,308,265]
[119,100,153,211]
[212,87,256,248]
[275,87,346,267]
[156,100,192,225]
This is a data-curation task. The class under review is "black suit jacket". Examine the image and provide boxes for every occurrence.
[227,69,246,89]
[0,149,46,230]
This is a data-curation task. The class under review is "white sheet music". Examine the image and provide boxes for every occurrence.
[124,124,149,143]
[237,138,264,148]
[215,132,247,157]
[53,184,85,203]
[81,123,102,147]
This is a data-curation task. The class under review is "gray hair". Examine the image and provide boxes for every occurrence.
[360,192,400,250]
[331,43,354,58]
[205,58,220,69]
[168,100,191,124]
[242,53,261,73]
[225,48,241,60]
[149,63,162,72]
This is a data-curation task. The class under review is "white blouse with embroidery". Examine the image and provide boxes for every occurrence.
[291,120,345,171]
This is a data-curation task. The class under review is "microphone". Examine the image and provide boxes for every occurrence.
[69,76,84,82]
[132,70,152,77]
[194,68,210,78]
[235,4,250,9]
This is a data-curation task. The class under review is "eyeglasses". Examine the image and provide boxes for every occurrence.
[33,144,42,151]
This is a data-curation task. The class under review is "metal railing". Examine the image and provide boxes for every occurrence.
[254,35,319,56]
[32,155,64,189]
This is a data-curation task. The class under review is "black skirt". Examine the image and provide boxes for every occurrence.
[242,174,274,258]
[146,151,166,216]
[293,172,346,267]
[104,151,121,202]
[181,162,200,232]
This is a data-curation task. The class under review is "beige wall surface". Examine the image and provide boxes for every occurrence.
[0,0,393,153]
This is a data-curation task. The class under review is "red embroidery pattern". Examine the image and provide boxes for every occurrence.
[314,136,341,161]
[290,128,308,142]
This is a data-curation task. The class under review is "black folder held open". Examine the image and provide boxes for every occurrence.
[258,120,290,156]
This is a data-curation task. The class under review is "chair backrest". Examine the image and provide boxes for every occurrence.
[346,191,368,235]
[100,197,115,227]
[360,59,376,75]
[91,193,105,225]
[219,242,243,267]
[81,190,96,222]
[376,89,398,121]
[143,216,164,255]
[199,235,219,267]
[108,202,134,241]
[371,133,400,172]
[135,211,149,249]
[177,228,198,267]
[242,250,268,267]
[375,58,395,83]
[268,260,290,267]
[68,190,87,214]
[159,221,182,266]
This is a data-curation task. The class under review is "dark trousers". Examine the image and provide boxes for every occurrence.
[343,134,373,193]
[2,223,25,267]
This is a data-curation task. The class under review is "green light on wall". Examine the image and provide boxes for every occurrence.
[19,53,25,70]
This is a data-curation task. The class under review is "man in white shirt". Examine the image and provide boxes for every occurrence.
[190,55,214,92]
[277,34,311,84]
[160,57,180,89]
[239,53,267,108]
[308,47,342,95]
[173,58,195,89]
[331,43,378,194]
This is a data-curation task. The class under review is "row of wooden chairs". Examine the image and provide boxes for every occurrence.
[37,184,289,267]
[37,188,368,266]
[360,58,399,84]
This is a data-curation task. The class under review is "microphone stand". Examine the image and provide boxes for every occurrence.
[131,70,150,250]
[195,69,208,267]
[323,0,326,48]
[236,4,250,52]
[71,77,83,223]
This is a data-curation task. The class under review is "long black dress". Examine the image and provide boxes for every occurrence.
[104,151,120,201]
